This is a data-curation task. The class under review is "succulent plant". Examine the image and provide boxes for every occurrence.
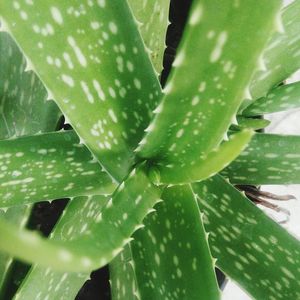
[0,0,300,299]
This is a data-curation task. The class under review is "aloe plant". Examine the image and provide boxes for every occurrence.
[0,0,300,299]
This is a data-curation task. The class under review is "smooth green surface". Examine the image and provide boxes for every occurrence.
[193,175,300,300]
[0,131,115,208]
[231,116,270,131]
[0,167,161,272]
[250,0,300,99]
[244,81,300,116]
[137,0,281,183]
[131,185,220,300]
[0,1,162,181]
[222,133,300,184]
[14,196,107,300]
[156,130,253,184]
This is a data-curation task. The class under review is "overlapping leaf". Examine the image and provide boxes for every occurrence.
[14,196,107,300]
[193,175,300,300]
[244,81,300,116]
[0,131,115,208]
[0,31,61,293]
[222,133,300,185]
[0,167,161,272]
[250,0,300,100]
[0,1,162,181]
[137,0,281,184]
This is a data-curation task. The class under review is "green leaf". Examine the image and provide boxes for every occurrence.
[137,0,281,182]
[250,1,300,100]
[0,166,161,272]
[153,129,253,184]
[14,195,107,300]
[222,133,300,185]
[230,116,270,131]
[0,1,162,181]
[0,30,61,293]
[128,0,170,73]
[0,131,115,208]
[193,175,300,300]
[243,81,300,116]
[130,185,220,300]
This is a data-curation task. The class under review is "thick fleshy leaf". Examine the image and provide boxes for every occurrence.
[14,195,107,300]
[0,31,61,293]
[230,116,270,131]
[128,0,170,73]
[250,1,300,100]
[0,131,115,208]
[222,133,300,185]
[137,0,281,182]
[152,129,253,184]
[130,185,220,300]
[0,167,161,272]
[193,175,300,300]
[243,81,300,116]
[0,1,162,181]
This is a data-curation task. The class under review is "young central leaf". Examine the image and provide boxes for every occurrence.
[0,1,162,181]
[136,0,282,183]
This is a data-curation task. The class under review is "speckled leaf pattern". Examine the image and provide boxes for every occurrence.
[243,81,300,116]
[0,167,161,272]
[0,1,162,181]
[128,0,170,73]
[137,0,281,183]
[193,175,300,300]
[0,31,61,293]
[222,133,300,185]
[155,129,253,184]
[14,195,107,300]
[250,0,300,100]
[110,245,139,300]
[130,185,220,300]
[0,131,115,208]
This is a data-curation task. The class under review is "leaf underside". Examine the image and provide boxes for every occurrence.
[193,175,300,300]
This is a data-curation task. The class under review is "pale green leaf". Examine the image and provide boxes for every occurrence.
[193,175,300,300]
[137,0,281,183]
[0,131,115,208]
[0,1,162,181]
[244,81,300,116]
[128,0,170,73]
[130,185,220,300]
[0,167,161,272]
[250,1,300,100]
[222,133,300,185]
[230,116,270,131]
[14,195,107,300]
[153,130,253,184]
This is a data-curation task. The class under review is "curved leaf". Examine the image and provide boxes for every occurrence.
[0,1,162,181]
[222,133,300,185]
[250,0,300,100]
[0,131,115,208]
[137,0,281,182]
[154,129,253,184]
[193,175,300,300]
[0,167,161,272]
[244,81,300,116]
